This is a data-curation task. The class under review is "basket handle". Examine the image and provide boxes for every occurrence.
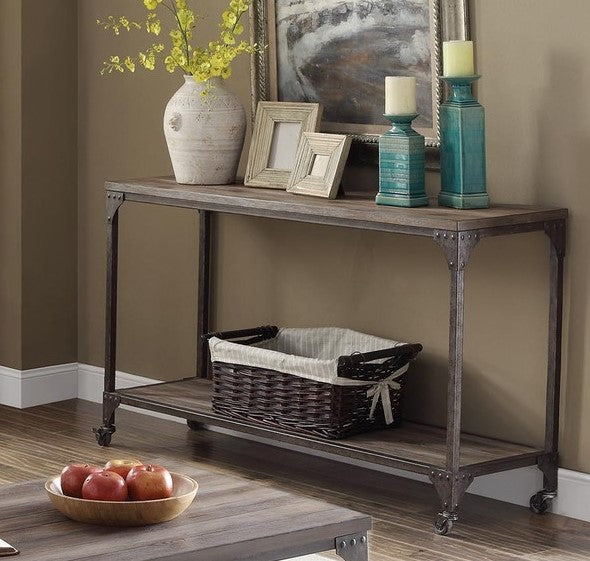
[202,325,279,346]
[338,343,423,367]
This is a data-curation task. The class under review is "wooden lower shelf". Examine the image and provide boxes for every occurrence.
[115,378,545,477]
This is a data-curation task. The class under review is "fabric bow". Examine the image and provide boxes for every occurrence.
[366,365,409,425]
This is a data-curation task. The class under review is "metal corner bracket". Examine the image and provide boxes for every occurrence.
[335,532,369,561]
[544,220,566,258]
[434,230,481,271]
[102,392,121,424]
[429,469,474,513]
[106,192,125,224]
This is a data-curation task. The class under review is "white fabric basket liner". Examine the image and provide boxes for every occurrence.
[208,327,409,387]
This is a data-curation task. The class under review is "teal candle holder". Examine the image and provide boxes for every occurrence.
[376,114,428,208]
[439,75,489,209]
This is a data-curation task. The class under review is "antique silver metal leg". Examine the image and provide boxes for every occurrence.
[94,192,124,446]
[447,245,464,476]
[335,533,368,561]
[197,210,212,379]
[429,469,474,535]
[530,220,566,512]
[531,454,558,514]
[433,230,480,533]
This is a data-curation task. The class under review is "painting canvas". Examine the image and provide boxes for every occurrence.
[251,0,469,149]
[275,0,434,135]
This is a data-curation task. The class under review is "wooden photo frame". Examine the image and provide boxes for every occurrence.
[245,101,322,189]
[286,133,352,199]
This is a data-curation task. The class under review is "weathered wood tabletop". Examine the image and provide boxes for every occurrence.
[0,464,370,561]
[106,177,568,234]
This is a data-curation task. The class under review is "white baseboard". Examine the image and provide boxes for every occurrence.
[77,363,186,425]
[0,363,78,408]
[2,362,590,523]
[77,363,158,400]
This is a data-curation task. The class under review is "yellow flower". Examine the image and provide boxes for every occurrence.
[222,10,237,28]
[98,0,257,84]
[124,56,136,72]
[146,13,161,35]
[143,0,162,10]
[170,29,183,47]
[164,55,177,73]
[222,31,235,45]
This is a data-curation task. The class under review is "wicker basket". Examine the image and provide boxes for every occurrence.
[205,326,422,440]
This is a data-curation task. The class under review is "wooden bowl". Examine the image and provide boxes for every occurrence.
[45,472,198,526]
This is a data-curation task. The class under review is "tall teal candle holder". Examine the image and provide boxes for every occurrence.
[439,75,489,209]
[376,113,428,208]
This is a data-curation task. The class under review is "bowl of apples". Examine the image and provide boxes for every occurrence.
[45,460,198,526]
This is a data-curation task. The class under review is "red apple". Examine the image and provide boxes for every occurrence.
[126,464,173,501]
[82,470,128,501]
[104,459,142,479]
[60,463,102,498]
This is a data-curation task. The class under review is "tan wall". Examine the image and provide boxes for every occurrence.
[78,0,590,471]
[0,0,23,369]
[20,0,78,368]
[0,0,77,370]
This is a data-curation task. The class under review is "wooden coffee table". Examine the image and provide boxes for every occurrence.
[0,465,371,561]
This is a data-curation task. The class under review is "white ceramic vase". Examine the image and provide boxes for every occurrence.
[164,76,246,185]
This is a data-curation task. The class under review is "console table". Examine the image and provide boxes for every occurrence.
[96,177,567,536]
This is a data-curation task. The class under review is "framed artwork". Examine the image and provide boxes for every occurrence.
[245,101,322,189]
[250,0,470,149]
[287,133,352,199]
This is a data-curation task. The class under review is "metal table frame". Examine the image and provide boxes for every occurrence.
[96,182,566,535]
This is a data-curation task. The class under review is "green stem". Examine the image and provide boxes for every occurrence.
[231,5,247,34]
[163,0,191,72]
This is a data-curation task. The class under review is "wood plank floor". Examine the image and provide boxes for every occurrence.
[1,399,589,561]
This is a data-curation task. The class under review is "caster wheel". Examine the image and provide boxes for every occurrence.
[187,420,203,431]
[530,491,552,514]
[93,426,115,447]
[434,514,454,536]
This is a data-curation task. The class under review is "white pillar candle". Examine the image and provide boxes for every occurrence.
[385,76,417,115]
[443,40,475,77]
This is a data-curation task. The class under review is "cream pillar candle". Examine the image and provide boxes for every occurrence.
[442,40,475,77]
[385,76,417,115]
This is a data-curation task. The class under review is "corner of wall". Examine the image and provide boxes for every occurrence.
[18,0,79,369]
[0,0,23,369]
